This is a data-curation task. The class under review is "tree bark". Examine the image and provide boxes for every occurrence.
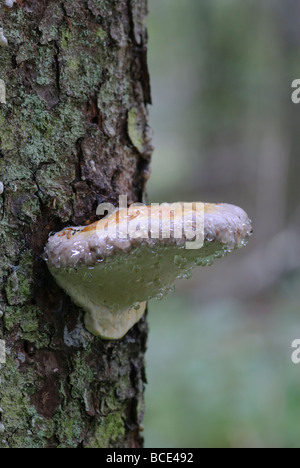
[0,0,152,448]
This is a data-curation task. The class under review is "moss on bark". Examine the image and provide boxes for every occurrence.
[0,0,152,448]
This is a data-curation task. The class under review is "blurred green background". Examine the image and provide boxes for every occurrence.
[144,0,300,448]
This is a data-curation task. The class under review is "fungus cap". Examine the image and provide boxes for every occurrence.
[0,28,8,47]
[44,202,252,339]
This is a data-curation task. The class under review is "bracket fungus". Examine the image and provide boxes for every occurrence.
[44,202,252,339]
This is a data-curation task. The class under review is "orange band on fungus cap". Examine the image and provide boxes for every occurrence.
[44,202,252,339]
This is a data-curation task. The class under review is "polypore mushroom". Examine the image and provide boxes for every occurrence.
[44,202,252,339]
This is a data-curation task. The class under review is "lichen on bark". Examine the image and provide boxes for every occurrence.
[0,0,152,448]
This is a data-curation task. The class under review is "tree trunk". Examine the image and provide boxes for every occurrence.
[0,0,152,448]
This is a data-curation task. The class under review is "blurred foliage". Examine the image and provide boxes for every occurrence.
[145,275,300,448]
[144,0,300,448]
